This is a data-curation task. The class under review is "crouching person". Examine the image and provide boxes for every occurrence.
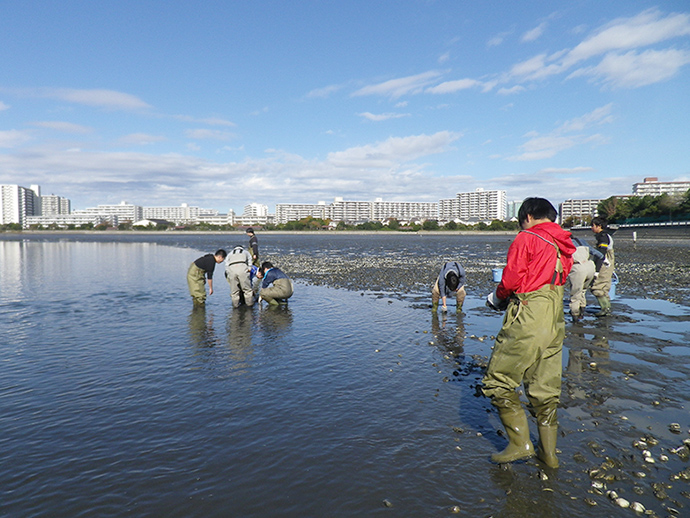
[482,198,574,468]
[431,261,466,312]
[257,261,293,306]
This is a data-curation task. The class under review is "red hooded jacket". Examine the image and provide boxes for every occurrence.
[496,221,575,300]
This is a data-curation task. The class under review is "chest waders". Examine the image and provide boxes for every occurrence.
[482,231,564,467]
[591,236,615,316]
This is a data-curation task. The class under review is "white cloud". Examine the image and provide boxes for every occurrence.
[307,84,343,98]
[569,48,690,88]
[556,104,614,133]
[352,71,443,98]
[0,129,32,148]
[488,30,512,47]
[358,112,410,122]
[438,51,451,64]
[522,22,547,42]
[497,85,525,95]
[173,115,235,126]
[31,121,93,134]
[41,88,151,110]
[117,133,167,146]
[562,9,690,67]
[326,131,460,168]
[504,8,690,88]
[508,105,613,161]
[0,101,9,111]
[426,78,481,94]
[185,129,237,141]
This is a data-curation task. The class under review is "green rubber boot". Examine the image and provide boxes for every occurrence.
[492,409,535,464]
[537,425,559,468]
[431,302,438,312]
[595,296,611,317]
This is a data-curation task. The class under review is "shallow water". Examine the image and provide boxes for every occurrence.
[1,233,689,517]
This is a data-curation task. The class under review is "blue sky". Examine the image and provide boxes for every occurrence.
[1,0,689,214]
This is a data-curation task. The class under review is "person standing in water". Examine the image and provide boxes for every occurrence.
[187,249,227,306]
[246,228,260,267]
[483,198,574,468]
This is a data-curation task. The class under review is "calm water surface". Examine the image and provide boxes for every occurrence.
[1,234,689,517]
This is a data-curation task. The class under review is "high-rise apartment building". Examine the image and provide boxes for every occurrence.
[240,202,270,226]
[632,177,690,196]
[452,188,506,222]
[40,194,71,216]
[0,184,40,225]
[559,199,601,225]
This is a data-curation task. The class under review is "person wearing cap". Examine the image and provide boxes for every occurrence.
[187,249,227,305]
[589,217,615,317]
[482,197,575,469]
[256,261,293,305]
[431,261,466,312]
[246,228,260,267]
[225,245,255,308]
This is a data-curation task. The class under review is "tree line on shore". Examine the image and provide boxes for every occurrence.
[562,189,690,227]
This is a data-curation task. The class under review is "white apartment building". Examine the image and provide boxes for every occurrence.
[275,202,329,225]
[40,194,71,216]
[239,202,271,226]
[73,201,143,222]
[438,198,459,222]
[143,203,224,225]
[1,184,40,225]
[371,198,438,221]
[25,213,116,229]
[455,188,507,222]
[559,199,601,225]
[633,177,690,196]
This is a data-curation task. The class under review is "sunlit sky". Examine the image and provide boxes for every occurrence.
[1,1,689,214]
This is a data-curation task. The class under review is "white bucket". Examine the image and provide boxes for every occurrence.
[609,271,619,300]
[492,268,503,282]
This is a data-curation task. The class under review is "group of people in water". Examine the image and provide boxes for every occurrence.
[431,199,615,468]
[186,198,617,468]
[186,227,294,308]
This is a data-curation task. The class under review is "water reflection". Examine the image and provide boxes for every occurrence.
[566,323,611,377]
[257,305,293,339]
[225,306,255,368]
[188,305,218,349]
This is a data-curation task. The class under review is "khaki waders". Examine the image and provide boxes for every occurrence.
[187,263,207,305]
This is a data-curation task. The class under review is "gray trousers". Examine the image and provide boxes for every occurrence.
[567,262,595,315]
[226,263,254,307]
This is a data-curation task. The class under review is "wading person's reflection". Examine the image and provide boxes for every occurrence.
[188,305,218,349]
[226,307,254,364]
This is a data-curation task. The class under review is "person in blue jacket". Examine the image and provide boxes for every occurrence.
[257,261,293,305]
[431,261,466,312]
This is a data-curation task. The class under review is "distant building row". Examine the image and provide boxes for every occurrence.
[3,177,688,229]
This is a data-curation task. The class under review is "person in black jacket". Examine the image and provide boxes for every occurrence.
[187,249,227,305]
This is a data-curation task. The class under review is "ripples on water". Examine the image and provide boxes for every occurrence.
[1,234,689,517]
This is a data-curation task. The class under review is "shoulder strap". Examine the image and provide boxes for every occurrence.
[519,230,564,286]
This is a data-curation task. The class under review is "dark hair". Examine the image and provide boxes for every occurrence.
[260,261,273,273]
[445,271,460,291]
[517,197,557,226]
[591,216,607,228]
[215,249,228,259]
[246,228,254,234]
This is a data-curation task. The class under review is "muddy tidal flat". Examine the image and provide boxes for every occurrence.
[1,231,689,517]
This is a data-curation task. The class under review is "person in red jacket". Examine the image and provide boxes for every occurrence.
[483,197,575,468]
